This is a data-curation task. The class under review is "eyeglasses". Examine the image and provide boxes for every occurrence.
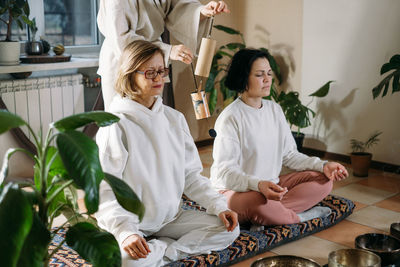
[136,68,169,79]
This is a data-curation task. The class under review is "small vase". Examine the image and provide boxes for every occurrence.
[190,91,210,120]
[25,41,43,55]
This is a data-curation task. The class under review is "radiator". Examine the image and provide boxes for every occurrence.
[0,74,84,140]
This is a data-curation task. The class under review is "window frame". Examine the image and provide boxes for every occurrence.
[27,0,102,54]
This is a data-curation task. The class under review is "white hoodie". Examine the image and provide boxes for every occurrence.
[95,96,228,245]
[210,98,326,192]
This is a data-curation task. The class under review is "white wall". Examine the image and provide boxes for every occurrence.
[302,0,400,165]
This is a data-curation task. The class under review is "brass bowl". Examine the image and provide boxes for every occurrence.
[251,255,321,267]
[391,222,400,240]
[328,249,381,267]
[355,233,400,266]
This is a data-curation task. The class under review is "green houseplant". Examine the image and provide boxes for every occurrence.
[0,110,145,266]
[0,0,32,64]
[268,81,334,150]
[372,54,400,99]
[350,131,382,177]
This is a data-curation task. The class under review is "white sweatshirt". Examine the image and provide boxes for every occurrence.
[97,0,206,78]
[210,98,326,192]
[95,96,228,245]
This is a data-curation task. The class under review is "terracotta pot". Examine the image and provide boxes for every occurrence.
[350,152,372,177]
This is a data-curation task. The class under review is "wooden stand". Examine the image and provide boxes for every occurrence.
[20,54,71,64]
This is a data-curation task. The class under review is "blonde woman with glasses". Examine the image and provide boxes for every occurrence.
[95,40,239,267]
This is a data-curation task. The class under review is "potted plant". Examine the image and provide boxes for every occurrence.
[372,54,400,99]
[0,0,32,65]
[25,17,43,55]
[268,81,334,150]
[350,131,382,177]
[0,110,145,266]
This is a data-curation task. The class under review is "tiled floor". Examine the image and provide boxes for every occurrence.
[197,145,400,266]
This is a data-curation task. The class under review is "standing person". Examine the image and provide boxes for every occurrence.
[97,0,230,110]
[210,48,349,228]
[95,40,239,267]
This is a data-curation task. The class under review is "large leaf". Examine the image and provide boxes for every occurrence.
[214,24,241,35]
[66,222,121,267]
[17,213,51,267]
[56,130,103,214]
[392,73,400,93]
[53,111,119,132]
[309,81,335,97]
[0,110,26,134]
[225,42,245,51]
[46,146,68,184]
[103,173,145,221]
[0,183,33,267]
[380,54,400,74]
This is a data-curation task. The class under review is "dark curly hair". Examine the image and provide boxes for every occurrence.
[224,48,270,93]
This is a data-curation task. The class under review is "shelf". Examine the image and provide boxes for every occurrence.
[0,57,99,74]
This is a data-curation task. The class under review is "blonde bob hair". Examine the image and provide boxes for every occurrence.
[115,40,165,100]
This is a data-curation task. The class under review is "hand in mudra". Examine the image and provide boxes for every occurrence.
[218,210,238,232]
[258,181,288,201]
[323,162,348,181]
[122,234,151,260]
[170,44,193,64]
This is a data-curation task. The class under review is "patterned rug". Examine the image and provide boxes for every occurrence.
[49,194,354,267]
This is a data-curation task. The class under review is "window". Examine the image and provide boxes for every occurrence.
[0,0,100,53]
[44,0,99,47]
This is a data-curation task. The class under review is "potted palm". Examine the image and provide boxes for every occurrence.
[350,131,382,177]
[0,0,31,65]
[0,110,145,266]
[25,17,43,55]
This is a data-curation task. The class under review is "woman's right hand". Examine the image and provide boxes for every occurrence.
[122,234,151,260]
[258,181,288,201]
[170,44,193,64]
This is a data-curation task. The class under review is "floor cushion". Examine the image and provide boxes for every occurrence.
[49,194,354,267]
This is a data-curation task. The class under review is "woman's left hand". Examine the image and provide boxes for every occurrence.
[218,210,238,232]
[201,1,230,18]
[323,162,349,181]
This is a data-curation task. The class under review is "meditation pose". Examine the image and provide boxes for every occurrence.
[97,0,229,110]
[210,48,349,228]
[95,40,239,267]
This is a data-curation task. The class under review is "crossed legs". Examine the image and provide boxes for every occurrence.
[222,171,333,226]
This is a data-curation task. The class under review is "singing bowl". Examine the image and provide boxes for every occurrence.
[328,249,381,267]
[355,233,400,266]
[250,255,321,267]
[391,222,400,240]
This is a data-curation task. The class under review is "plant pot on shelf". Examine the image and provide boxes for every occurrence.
[25,41,43,55]
[350,152,372,177]
[0,41,21,65]
[292,131,305,151]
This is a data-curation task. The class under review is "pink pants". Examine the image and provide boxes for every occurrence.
[221,171,333,225]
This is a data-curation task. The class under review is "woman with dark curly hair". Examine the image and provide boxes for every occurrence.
[210,48,348,229]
